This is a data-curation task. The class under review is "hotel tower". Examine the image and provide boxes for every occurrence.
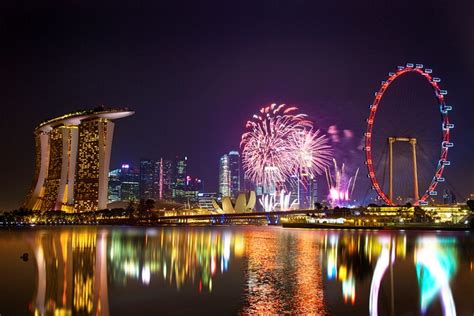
[25,107,134,212]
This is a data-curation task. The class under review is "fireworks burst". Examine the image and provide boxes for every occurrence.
[325,158,359,207]
[241,103,332,192]
[292,129,333,176]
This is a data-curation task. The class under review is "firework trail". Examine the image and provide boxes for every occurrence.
[241,103,332,193]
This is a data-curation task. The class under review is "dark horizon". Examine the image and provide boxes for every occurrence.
[1,1,473,210]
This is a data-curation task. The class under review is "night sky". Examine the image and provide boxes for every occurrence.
[0,1,473,211]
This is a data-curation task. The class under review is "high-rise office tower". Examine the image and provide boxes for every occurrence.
[228,151,241,198]
[183,176,203,205]
[25,107,134,212]
[219,154,231,197]
[297,173,318,209]
[172,156,188,202]
[108,168,122,203]
[160,159,173,200]
[139,159,160,200]
[120,164,139,201]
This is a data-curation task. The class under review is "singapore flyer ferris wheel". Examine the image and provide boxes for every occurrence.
[364,63,454,206]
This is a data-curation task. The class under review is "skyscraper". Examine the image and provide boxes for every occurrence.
[183,176,203,205]
[120,164,139,201]
[108,164,141,203]
[139,159,159,200]
[172,156,188,202]
[228,151,241,198]
[219,154,231,197]
[108,168,122,202]
[296,173,318,209]
[159,158,173,200]
[25,107,134,212]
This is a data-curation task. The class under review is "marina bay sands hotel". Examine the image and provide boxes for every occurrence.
[25,107,134,212]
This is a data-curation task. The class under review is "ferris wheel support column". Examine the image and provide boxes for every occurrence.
[388,137,395,202]
[410,138,420,202]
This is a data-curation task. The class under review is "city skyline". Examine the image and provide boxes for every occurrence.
[0,1,473,211]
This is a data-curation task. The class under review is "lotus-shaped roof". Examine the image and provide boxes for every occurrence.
[212,191,256,214]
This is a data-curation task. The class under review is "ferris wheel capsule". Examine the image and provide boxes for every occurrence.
[435,177,445,182]
[442,142,454,148]
[419,201,428,206]
[439,90,448,95]
[424,68,433,74]
[415,64,424,68]
[440,105,452,113]
[429,191,438,196]
[441,160,451,166]
[406,63,414,68]
[433,77,441,83]
[443,123,454,130]
[389,72,395,76]
[397,66,405,70]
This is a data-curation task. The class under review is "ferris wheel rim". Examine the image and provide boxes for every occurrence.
[364,63,452,206]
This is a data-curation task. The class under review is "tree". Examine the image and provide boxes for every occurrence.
[466,200,474,212]
[314,202,323,211]
[126,201,135,219]
[145,199,155,211]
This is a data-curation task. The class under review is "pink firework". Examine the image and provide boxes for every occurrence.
[325,158,359,207]
[241,103,332,191]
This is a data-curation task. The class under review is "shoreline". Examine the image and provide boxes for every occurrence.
[1,222,472,232]
[281,222,472,231]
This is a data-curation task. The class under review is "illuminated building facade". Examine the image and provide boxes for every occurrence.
[120,164,140,201]
[183,176,203,204]
[297,174,318,209]
[139,159,160,200]
[172,156,188,202]
[219,154,231,197]
[159,158,173,200]
[25,107,134,212]
[198,192,218,210]
[107,163,140,202]
[108,168,122,202]
[229,151,241,198]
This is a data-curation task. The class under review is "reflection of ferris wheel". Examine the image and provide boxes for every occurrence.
[364,63,453,206]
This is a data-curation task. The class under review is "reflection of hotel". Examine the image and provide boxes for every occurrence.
[25,107,134,212]
[30,229,109,315]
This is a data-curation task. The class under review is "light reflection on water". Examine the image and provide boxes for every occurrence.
[107,228,245,292]
[0,226,472,315]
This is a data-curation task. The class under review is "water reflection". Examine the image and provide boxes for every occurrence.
[415,237,457,316]
[4,227,471,315]
[241,230,326,314]
[107,228,245,291]
[28,229,109,315]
